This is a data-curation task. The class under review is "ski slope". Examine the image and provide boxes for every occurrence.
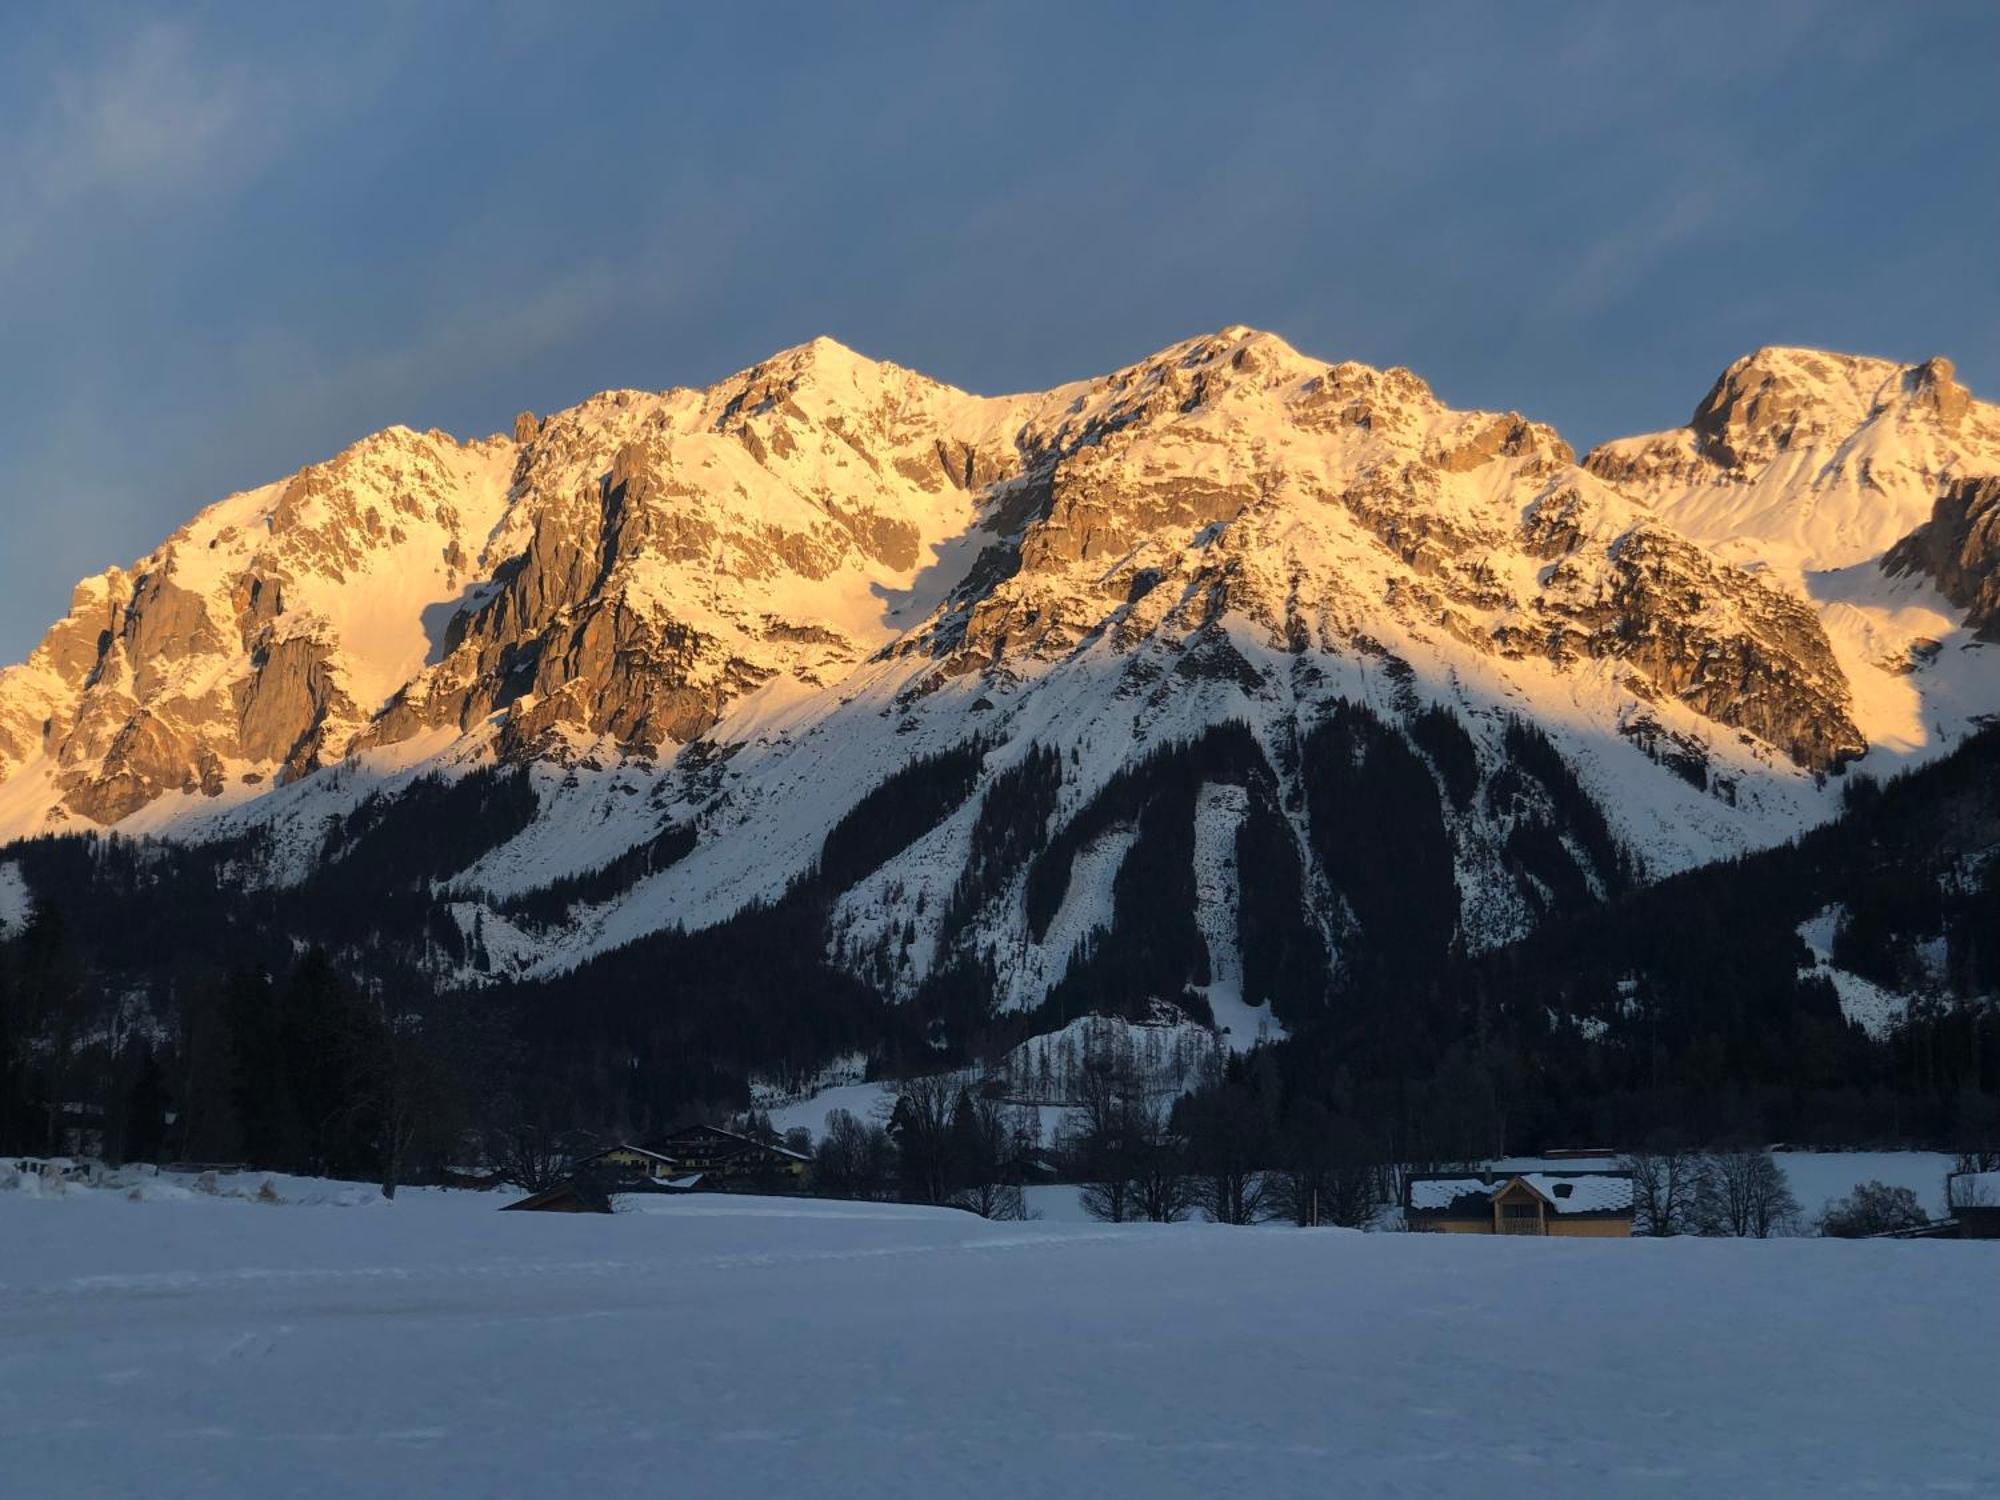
[2,1186,1994,1498]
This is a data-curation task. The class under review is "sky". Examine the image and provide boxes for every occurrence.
[2,2,1997,658]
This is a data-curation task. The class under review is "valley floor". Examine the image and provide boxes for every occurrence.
[2,1186,1995,1498]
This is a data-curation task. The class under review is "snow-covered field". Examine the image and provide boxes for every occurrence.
[3,1183,1995,1498]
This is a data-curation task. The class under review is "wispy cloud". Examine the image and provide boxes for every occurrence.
[235,266,638,439]
[47,24,259,190]
[0,22,280,274]
[1551,181,1739,317]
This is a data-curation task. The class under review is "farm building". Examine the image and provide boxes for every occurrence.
[501,1173,706,1214]
[1946,1170,2000,1238]
[1404,1171,1634,1236]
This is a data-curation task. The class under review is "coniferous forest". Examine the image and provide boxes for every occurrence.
[1,709,1997,1186]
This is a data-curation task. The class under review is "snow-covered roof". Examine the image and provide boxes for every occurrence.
[1406,1172,1633,1215]
[1513,1173,1634,1214]
[1407,1177,1486,1211]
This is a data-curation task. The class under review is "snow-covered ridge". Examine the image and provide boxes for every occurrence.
[2,328,1998,1005]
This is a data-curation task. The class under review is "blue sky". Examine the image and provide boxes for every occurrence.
[3,2,1996,657]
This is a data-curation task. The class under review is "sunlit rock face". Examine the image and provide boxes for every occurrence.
[2,326,1998,1003]
[1886,475,2000,640]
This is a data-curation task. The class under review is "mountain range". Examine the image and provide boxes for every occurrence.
[3,326,1998,1097]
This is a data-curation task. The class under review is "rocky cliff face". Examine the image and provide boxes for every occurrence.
[0,427,516,825]
[355,341,1037,766]
[889,332,1863,772]
[3,327,1999,1022]
[1885,475,2000,640]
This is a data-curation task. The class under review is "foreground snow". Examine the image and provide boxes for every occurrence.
[2,1189,1995,1498]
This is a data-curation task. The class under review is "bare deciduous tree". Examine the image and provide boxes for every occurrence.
[1691,1149,1801,1238]
[491,1120,588,1194]
[1074,1053,1146,1223]
[814,1108,895,1200]
[1128,1102,1195,1224]
[949,1091,1034,1221]
[1268,1102,1380,1228]
[1180,1087,1270,1225]
[1621,1139,1702,1237]
[890,1074,962,1206]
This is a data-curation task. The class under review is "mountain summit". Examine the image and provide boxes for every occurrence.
[1,328,1997,1021]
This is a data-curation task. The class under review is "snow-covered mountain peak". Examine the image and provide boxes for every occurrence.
[5,326,1999,881]
[1684,345,1983,475]
[1585,345,2000,574]
[1582,345,2000,760]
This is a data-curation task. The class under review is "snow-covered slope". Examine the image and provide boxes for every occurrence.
[4,327,1999,1023]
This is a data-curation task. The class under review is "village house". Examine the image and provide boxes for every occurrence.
[570,1126,812,1188]
[637,1124,811,1186]
[1404,1170,1635,1236]
[502,1125,811,1212]
[572,1143,689,1183]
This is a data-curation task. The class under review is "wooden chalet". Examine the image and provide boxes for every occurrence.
[1404,1170,1635,1236]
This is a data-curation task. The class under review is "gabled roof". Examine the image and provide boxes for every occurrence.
[500,1180,611,1213]
[655,1123,741,1142]
[1406,1171,1634,1216]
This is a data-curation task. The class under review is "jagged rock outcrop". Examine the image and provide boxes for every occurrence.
[357,343,1033,764]
[911,330,1860,769]
[0,425,517,823]
[1579,344,2000,772]
[1520,524,1866,768]
[1885,475,2000,640]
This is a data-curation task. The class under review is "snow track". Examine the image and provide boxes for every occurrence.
[1189,781,1280,1051]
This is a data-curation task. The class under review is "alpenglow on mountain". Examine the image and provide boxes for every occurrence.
[2,327,1997,1036]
